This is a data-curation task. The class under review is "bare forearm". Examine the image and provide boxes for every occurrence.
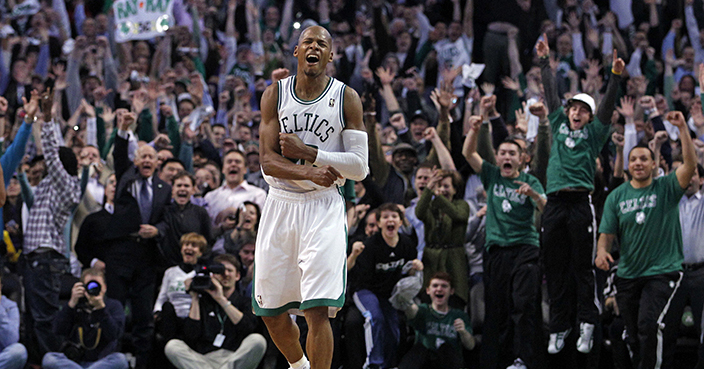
[261,154,317,181]
[380,85,400,112]
[539,58,560,113]
[459,330,475,350]
[188,296,200,320]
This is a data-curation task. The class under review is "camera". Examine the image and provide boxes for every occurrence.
[61,341,85,362]
[189,264,226,293]
[85,281,101,296]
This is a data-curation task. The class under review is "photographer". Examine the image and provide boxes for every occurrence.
[165,254,266,369]
[42,268,127,369]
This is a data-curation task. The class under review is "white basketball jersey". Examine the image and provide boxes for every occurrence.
[263,75,348,192]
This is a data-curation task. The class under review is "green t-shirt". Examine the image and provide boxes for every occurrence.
[599,172,685,279]
[545,106,611,194]
[408,303,471,351]
[480,161,544,249]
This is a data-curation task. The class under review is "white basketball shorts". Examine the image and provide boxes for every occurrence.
[252,185,347,316]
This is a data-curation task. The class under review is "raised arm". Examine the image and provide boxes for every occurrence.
[668,110,697,189]
[462,115,483,173]
[536,34,561,114]
[596,50,625,125]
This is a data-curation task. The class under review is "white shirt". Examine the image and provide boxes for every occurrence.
[86,176,105,206]
[204,181,267,222]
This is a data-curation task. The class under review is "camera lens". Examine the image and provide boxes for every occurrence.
[86,281,101,296]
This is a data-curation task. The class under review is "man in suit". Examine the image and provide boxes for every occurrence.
[106,110,172,369]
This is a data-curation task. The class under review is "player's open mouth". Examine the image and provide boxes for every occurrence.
[306,55,320,64]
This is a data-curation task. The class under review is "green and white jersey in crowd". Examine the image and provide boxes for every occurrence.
[480,161,544,250]
[599,172,685,279]
[545,106,611,194]
[408,303,472,352]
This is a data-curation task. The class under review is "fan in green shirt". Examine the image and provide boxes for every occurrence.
[462,116,547,246]
[596,110,698,369]
[596,110,697,276]
[400,272,475,369]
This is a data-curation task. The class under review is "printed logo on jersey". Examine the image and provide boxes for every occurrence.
[280,112,335,142]
[426,322,459,340]
[376,259,406,272]
[635,211,646,224]
[329,98,335,107]
[558,123,589,140]
[502,199,513,213]
[492,184,528,206]
[618,194,657,215]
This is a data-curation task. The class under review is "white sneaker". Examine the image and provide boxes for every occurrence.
[506,358,527,369]
[547,328,571,354]
[576,322,595,353]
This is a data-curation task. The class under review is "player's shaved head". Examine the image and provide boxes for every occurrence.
[298,25,332,44]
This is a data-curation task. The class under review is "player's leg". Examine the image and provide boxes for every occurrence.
[303,306,334,369]
[570,195,599,353]
[511,245,542,367]
[541,197,572,352]
[638,272,682,369]
[615,276,644,366]
[261,314,305,366]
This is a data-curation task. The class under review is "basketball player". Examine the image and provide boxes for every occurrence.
[255,26,369,369]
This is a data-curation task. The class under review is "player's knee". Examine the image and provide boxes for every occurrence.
[303,306,329,324]
[262,313,292,330]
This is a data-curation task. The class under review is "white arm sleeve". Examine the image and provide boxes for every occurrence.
[313,129,369,181]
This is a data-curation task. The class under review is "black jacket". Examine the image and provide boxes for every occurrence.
[183,293,258,354]
[53,297,125,362]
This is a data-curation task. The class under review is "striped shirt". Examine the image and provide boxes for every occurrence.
[23,120,81,255]
[680,190,704,265]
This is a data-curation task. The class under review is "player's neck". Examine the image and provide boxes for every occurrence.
[295,74,330,100]
[432,302,450,314]
[630,176,653,189]
[382,232,399,247]
[222,286,235,299]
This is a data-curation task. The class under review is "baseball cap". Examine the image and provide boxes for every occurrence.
[567,93,596,115]
[392,142,417,157]
[410,109,428,123]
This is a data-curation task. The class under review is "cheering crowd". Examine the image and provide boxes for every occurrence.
[1,0,704,368]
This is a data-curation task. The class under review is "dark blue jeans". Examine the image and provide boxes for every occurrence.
[21,251,69,355]
[353,289,400,368]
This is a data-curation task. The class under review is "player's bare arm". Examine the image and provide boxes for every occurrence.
[668,110,698,189]
[595,233,615,271]
[260,83,342,187]
[279,86,369,181]
[462,115,483,173]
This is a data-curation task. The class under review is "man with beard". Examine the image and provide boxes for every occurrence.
[596,110,697,369]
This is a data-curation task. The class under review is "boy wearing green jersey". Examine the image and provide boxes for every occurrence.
[536,33,626,355]
[399,272,475,369]
[596,110,698,369]
[463,115,546,369]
